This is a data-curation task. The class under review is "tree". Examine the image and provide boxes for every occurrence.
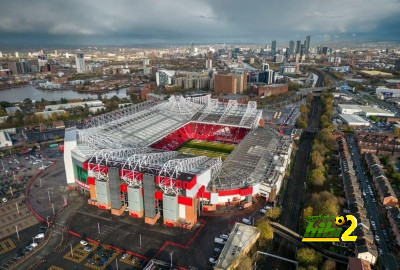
[309,168,326,186]
[23,98,32,106]
[311,151,324,169]
[256,219,274,241]
[321,259,336,270]
[266,207,281,221]
[302,206,314,224]
[297,248,322,267]
[310,191,339,218]
[236,254,253,270]
[296,117,308,128]
[299,104,309,115]
[394,127,400,137]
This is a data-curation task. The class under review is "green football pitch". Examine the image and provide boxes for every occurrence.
[177,139,237,161]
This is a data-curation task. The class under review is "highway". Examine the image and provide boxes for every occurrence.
[346,134,398,270]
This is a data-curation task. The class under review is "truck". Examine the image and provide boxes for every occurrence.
[214,237,226,245]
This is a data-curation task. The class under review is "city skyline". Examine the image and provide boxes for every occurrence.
[0,0,399,47]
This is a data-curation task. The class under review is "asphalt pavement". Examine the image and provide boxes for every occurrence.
[346,134,398,270]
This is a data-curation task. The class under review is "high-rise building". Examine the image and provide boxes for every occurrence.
[0,51,3,58]
[206,59,212,69]
[300,44,305,56]
[54,50,58,57]
[296,41,301,54]
[15,52,19,58]
[289,41,295,55]
[143,58,150,68]
[75,53,86,73]
[305,36,311,55]
[214,74,236,94]
[19,59,30,73]
[271,40,277,55]
[261,63,274,85]
[322,47,329,55]
[38,50,47,70]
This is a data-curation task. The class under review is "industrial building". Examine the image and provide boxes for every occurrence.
[376,87,400,98]
[0,131,12,148]
[339,114,371,127]
[64,95,293,229]
[338,104,395,117]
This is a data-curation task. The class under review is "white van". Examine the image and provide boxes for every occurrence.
[242,218,251,225]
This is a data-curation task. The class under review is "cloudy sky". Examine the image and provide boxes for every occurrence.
[0,0,399,47]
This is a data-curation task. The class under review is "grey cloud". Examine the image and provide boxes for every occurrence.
[0,0,399,45]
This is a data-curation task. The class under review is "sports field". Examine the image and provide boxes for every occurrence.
[177,139,236,161]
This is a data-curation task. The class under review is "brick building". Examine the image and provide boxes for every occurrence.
[365,153,398,207]
[355,132,400,156]
[54,77,68,84]
[252,84,288,97]
[214,73,247,94]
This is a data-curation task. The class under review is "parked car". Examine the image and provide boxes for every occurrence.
[259,209,267,214]
[242,218,251,225]
[34,233,44,239]
[375,235,380,242]
[220,233,229,240]
[84,246,91,252]
[121,253,129,260]
[80,240,88,246]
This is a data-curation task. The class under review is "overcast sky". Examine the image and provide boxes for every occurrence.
[0,0,399,47]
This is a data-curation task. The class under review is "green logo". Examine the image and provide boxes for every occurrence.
[302,214,357,242]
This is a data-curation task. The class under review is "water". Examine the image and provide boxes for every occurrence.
[0,85,129,102]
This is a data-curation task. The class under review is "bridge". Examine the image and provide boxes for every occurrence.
[269,222,349,265]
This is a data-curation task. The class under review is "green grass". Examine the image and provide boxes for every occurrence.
[177,139,236,160]
[181,139,236,153]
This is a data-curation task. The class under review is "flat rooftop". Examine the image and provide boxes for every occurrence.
[214,223,260,269]
[339,114,370,125]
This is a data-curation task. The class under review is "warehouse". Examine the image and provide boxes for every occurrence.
[338,104,363,115]
[339,114,371,127]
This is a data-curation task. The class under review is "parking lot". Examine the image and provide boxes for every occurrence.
[0,198,39,239]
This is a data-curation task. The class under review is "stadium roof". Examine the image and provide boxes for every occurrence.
[76,95,262,152]
[214,127,291,189]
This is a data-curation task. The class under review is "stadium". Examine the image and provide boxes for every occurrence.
[63,95,293,229]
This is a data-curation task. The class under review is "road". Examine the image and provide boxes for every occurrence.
[346,134,398,270]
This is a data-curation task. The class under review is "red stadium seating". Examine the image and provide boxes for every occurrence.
[151,122,250,151]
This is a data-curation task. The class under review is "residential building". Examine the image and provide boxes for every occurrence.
[347,257,372,270]
[206,59,212,69]
[76,53,86,73]
[387,207,400,247]
[365,153,398,207]
[356,132,400,157]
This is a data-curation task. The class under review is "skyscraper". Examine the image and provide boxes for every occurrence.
[38,50,47,69]
[271,40,277,55]
[305,36,311,55]
[75,53,86,73]
[289,41,295,55]
[206,59,212,69]
[296,41,301,54]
